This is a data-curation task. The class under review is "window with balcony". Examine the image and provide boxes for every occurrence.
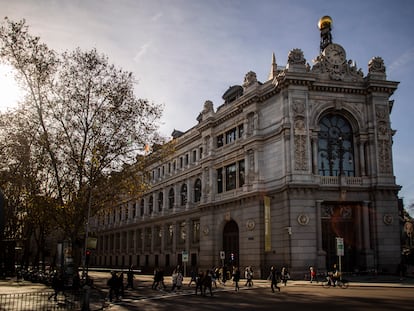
[318,114,355,177]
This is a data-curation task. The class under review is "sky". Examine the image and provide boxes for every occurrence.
[0,0,414,208]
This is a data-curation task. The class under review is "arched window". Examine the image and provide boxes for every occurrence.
[158,192,163,212]
[168,188,174,209]
[181,183,187,206]
[194,178,202,202]
[318,114,355,176]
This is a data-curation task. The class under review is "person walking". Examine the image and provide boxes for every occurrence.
[281,267,289,286]
[188,268,197,287]
[126,266,134,289]
[268,266,280,292]
[309,266,316,283]
[107,271,120,302]
[151,268,160,290]
[170,268,183,292]
[232,266,240,291]
[244,266,253,287]
[195,271,204,295]
[48,271,65,301]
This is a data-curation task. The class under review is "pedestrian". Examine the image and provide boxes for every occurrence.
[232,266,240,291]
[203,270,213,296]
[281,267,289,286]
[188,268,197,287]
[107,271,119,302]
[244,266,253,287]
[151,268,160,290]
[118,272,125,297]
[126,266,134,289]
[158,267,167,290]
[195,271,204,295]
[268,266,280,292]
[222,265,228,285]
[309,266,316,283]
[170,269,178,292]
[48,270,65,301]
[212,267,219,288]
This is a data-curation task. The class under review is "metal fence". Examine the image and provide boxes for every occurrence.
[0,290,83,311]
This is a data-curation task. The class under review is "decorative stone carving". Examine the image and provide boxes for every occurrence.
[311,52,363,82]
[246,219,256,231]
[288,49,306,65]
[375,106,392,174]
[293,99,308,171]
[297,214,309,225]
[368,57,386,73]
[203,100,214,113]
[243,71,258,89]
[383,214,393,225]
[286,49,307,73]
[292,100,305,116]
[202,225,210,235]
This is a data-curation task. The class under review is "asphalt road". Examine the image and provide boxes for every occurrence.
[86,272,414,311]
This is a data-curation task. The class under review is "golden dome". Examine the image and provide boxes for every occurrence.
[318,16,333,30]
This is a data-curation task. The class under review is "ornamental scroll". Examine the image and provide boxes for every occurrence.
[293,99,308,171]
[376,106,392,174]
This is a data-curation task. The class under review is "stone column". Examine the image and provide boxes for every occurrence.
[359,140,366,176]
[316,200,326,269]
[312,135,318,174]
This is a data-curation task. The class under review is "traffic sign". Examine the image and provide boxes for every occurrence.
[336,237,344,256]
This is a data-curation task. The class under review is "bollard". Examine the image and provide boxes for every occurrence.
[81,283,90,311]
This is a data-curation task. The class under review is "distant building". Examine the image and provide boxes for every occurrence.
[91,17,401,277]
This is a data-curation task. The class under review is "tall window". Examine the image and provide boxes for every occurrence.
[181,183,187,206]
[239,160,245,186]
[140,199,144,217]
[217,134,224,148]
[192,219,200,244]
[217,168,223,193]
[226,163,237,191]
[226,127,237,144]
[168,188,175,209]
[158,192,163,212]
[194,178,202,202]
[148,196,153,215]
[318,114,355,176]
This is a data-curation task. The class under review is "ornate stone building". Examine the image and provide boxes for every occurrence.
[91,16,401,277]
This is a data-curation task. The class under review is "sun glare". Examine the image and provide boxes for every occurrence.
[0,64,24,112]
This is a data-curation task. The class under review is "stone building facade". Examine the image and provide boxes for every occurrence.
[91,17,401,278]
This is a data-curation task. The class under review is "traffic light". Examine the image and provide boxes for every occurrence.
[85,249,91,266]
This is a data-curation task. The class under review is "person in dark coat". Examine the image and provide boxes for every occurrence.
[232,266,240,291]
[48,271,65,301]
[107,271,119,302]
[268,266,280,292]
[126,266,134,289]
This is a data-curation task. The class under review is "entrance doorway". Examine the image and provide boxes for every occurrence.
[321,203,358,272]
[223,220,239,267]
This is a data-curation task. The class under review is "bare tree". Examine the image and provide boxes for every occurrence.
[0,18,164,267]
